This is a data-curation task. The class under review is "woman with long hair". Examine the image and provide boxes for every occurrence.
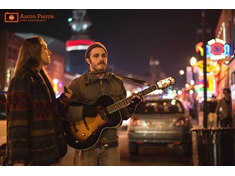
[5,36,72,166]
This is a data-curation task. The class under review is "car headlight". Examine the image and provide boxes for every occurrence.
[130,118,147,126]
[174,118,190,127]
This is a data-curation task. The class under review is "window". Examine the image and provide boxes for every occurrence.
[135,99,184,114]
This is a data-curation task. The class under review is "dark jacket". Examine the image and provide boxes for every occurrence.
[208,100,217,113]
[65,70,132,146]
[6,65,68,165]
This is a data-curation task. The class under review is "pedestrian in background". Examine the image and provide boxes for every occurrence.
[5,36,72,166]
[207,95,218,128]
[215,88,233,127]
[63,42,142,166]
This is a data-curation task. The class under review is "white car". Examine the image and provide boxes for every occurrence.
[0,92,6,164]
[127,96,193,156]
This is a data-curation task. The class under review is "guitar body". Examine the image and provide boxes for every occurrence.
[62,95,122,150]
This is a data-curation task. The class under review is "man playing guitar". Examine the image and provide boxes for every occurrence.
[63,42,142,166]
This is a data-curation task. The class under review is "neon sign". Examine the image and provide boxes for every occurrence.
[195,59,220,76]
[206,38,230,60]
[66,39,94,51]
[195,42,204,56]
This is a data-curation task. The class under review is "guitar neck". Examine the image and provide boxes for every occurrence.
[106,84,158,114]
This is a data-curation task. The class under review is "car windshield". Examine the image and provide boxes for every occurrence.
[135,99,184,114]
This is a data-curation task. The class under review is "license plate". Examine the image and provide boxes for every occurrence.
[152,122,165,128]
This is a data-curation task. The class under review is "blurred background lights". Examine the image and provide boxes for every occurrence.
[177,90,182,95]
[179,70,184,75]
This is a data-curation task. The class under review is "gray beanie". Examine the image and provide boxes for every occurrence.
[85,42,108,58]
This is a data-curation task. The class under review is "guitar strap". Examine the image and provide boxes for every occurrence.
[113,74,150,86]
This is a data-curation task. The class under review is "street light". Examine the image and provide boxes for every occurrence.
[190,57,197,81]
[179,70,184,75]
[190,57,197,66]
[190,56,197,87]
[190,56,197,121]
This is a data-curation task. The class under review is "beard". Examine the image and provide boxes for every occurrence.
[90,60,107,71]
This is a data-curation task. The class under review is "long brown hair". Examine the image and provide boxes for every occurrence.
[13,36,45,78]
[12,36,53,89]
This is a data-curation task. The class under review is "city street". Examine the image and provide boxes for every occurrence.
[52,116,203,166]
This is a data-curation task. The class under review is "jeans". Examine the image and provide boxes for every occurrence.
[220,117,233,127]
[74,145,120,166]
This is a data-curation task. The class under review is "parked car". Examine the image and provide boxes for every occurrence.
[127,96,193,156]
[0,91,6,164]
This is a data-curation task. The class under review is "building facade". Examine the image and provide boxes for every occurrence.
[0,30,24,91]
[214,9,235,130]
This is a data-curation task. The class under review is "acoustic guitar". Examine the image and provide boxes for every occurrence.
[62,76,176,150]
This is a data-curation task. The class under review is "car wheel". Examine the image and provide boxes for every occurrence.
[129,142,139,155]
[182,143,192,157]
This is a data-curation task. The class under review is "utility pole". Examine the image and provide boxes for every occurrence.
[202,10,207,128]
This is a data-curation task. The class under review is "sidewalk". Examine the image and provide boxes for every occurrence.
[191,110,203,166]
[191,111,235,166]
[192,110,204,128]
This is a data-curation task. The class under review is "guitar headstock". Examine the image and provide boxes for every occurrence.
[156,77,176,89]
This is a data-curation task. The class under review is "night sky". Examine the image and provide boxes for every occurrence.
[0,9,222,88]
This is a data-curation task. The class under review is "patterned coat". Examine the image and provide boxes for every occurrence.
[6,65,67,165]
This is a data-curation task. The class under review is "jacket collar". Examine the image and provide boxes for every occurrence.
[85,70,112,83]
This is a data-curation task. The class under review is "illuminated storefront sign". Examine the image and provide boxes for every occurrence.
[194,59,220,95]
[195,42,204,56]
[195,38,230,60]
[195,59,220,77]
[206,38,230,60]
[66,39,94,51]
[195,77,216,96]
